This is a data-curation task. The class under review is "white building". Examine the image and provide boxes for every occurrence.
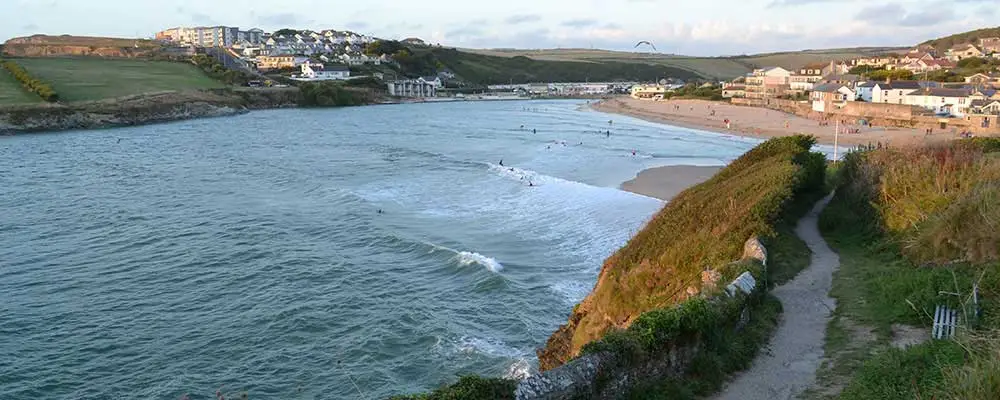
[905,88,971,116]
[297,63,350,81]
[855,81,876,102]
[811,83,855,112]
[420,76,443,88]
[388,79,437,98]
[872,81,922,104]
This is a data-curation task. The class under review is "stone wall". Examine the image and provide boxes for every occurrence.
[515,238,768,400]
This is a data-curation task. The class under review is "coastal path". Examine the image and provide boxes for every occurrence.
[712,194,839,400]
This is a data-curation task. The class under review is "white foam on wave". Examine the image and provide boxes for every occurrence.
[505,358,534,380]
[455,336,528,359]
[454,251,504,273]
[549,281,593,304]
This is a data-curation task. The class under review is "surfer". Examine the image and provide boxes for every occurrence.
[519,125,524,130]
[499,159,504,166]
[632,150,636,156]
[117,138,122,143]
[606,130,610,137]
[532,128,537,134]
[377,209,383,214]
[528,181,534,187]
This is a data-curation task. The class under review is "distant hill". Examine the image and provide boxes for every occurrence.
[3,35,163,58]
[463,47,905,80]
[921,26,1000,53]
[418,47,702,84]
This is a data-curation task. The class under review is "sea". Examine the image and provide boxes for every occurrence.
[0,100,839,399]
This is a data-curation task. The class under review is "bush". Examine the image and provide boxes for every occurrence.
[1,60,59,102]
[190,54,255,86]
[389,376,517,400]
[297,82,365,107]
[832,141,1000,265]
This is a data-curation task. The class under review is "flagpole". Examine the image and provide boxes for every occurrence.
[834,119,840,162]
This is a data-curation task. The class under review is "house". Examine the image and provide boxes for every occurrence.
[388,79,437,98]
[722,84,746,98]
[946,44,984,62]
[821,74,861,88]
[850,56,896,68]
[900,58,954,73]
[630,84,668,100]
[965,73,1000,86]
[979,37,1000,54]
[790,63,826,93]
[970,99,1000,115]
[420,76,442,88]
[744,67,791,99]
[811,83,854,112]
[871,80,922,104]
[296,62,350,80]
[905,87,972,116]
[970,88,1000,101]
[821,61,851,77]
[256,55,309,70]
[855,81,877,102]
[902,52,935,64]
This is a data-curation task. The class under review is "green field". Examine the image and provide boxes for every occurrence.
[0,67,41,104]
[13,58,225,102]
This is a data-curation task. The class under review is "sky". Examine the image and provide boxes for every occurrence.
[4,0,997,56]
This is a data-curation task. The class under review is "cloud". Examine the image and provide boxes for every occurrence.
[505,14,542,25]
[346,21,369,30]
[445,26,485,38]
[768,0,849,8]
[561,19,600,28]
[899,9,954,26]
[854,3,905,21]
[256,13,308,27]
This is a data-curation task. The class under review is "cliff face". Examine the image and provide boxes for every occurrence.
[2,35,164,58]
[0,89,301,133]
[537,136,825,370]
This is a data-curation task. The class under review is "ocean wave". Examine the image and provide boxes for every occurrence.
[454,251,504,273]
[455,336,526,359]
[505,358,534,380]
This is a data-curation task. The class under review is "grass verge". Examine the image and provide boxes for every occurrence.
[813,141,1000,399]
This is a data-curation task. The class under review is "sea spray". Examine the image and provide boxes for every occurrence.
[455,251,504,273]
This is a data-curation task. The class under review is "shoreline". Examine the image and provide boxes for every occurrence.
[591,97,956,147]
[620,165,721,201]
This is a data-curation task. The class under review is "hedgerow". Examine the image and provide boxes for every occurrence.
[1,60,58,102]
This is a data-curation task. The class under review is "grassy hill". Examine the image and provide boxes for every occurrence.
[12,58,223,102]
[921,26,1000,53]
[464,47,904,80]
[420,47,702,84]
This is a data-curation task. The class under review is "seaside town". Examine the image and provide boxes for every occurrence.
[625,38,1000,137]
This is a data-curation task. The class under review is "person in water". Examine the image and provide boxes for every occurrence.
[499,159,504,166]
[533,128,537,134]
[528,181,534,187]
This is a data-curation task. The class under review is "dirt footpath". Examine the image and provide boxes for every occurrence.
[712,194,839,400]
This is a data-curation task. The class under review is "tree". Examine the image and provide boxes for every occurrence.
[273,28,299,37]
[849,65,885,76]
[867,69,914,81]
[957,57,986,69]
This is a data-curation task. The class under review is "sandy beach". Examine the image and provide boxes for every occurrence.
[593,97,958,147]
[621,165,721,201]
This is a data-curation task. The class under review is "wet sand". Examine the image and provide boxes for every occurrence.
[621,165,721,201]
[594,97,958,148]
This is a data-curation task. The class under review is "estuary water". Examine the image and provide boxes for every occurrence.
[2,100,799,399]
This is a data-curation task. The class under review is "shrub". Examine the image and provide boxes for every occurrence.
[389,376,517,400]
[832,141,1000,265]
[297,82,365,107]
[1,60,59,102]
